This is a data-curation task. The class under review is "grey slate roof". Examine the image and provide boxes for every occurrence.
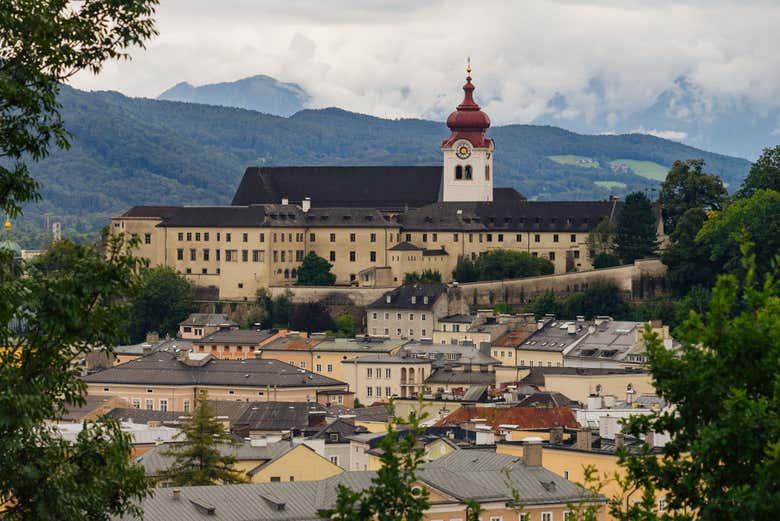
[231,166,445,209]
[401,342,499,366]
[387,241,422,251]
[83,351,346,389]
[519,318,589,353]
[127,450,601,521]
[367,283,447,310]
[342,354,431,365]
[198,329,276,345]
[425,367,496,385]
[520,366,649,387]
[439,314,476,324]
[311,337,407,353]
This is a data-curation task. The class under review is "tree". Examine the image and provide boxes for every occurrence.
[661,208,717,295]
[404,269,442,284]
[0,0,158,218]
[586,216,616,257]
[614,192,659,264]
[697,189,780,279]
[592,252,621,269]
[333,314,356,337]
[621,243,780,519]
[658,159,727,231]
[453,256,478,283]
[290,302,336,333]
[296,252,336,286]
[159,395,247,486]
[736,145,780,198]
[0,237,150,520]
[531,290,561,318]
[127,265,194,342]
[475,249,554,281]
[579,282,630,319]
[320,403,431,521]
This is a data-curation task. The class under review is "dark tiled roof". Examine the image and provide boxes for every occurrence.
[198,329,276,345]
[425,368,496,385]
[158,205,270,228]
[311,419,365,443]
[82,352,346,389]
[519,366,649,387]
[397,200,622,232]
[231,401,327,433]
[367,283,447,310]
[304,207,392,228]
[422,247,448,256]
[387,241,422,251]
[120,206,181,219]
[439,314,476,324]
[492,187,526,202]
[231,166,444,209]
[515,391,579,408]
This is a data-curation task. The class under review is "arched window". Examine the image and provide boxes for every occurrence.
[401,367,407,384]
[485,165,490,180]
[284,268,290,279]
[291,268,297,278]
[465,165,473,179]
[455,165,463,179]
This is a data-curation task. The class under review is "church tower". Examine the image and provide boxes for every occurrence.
[440,61,494,202]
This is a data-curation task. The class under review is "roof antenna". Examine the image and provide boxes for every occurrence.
[466,56,472,78]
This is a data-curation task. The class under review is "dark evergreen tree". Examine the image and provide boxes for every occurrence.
[615,191,659,264]
[290,302,336,333]
[159,395,247,486]
[453,256,478,283]
[404,269,442,284]
[295,252,336,286]
[661,208,717,295]
[658,159,727,231]
[128,266,194,342]
[592,252,622,269]
[736,145,780,198]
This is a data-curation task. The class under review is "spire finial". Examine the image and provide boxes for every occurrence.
[3,216,10,231]
[466,56,472,77]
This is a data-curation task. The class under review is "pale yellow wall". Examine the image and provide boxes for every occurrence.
[342,360,431,404]
[355,420,389,433]
[248,445,344,483]
[508,349,564,368]
[86,381,348,412]
[432,330,492,346]
[542,373,655,404]
[194,330,289,359]
[113,214,618,300]
[424,439,457,461]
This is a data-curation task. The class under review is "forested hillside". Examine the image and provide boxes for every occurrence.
[9,85,751,247]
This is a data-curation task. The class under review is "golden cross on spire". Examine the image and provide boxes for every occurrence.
[466,56,472,76]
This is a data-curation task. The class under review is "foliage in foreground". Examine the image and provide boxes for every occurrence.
[159,394,247,486]
[622,242,780,520]
[0,237,149,520]
[127,265,194,342]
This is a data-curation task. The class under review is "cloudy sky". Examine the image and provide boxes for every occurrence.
[71,0,780,128]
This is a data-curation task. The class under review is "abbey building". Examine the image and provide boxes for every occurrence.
[113,70,659,300]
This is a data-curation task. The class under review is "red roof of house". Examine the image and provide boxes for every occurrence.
[433,405,578,431]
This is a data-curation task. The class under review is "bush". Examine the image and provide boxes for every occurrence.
[403,269,441,284]
[592,252,621,269]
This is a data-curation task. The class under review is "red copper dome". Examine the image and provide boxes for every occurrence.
[442,74,492,148]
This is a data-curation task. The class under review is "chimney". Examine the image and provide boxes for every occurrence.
[302,197,311,212]
[567,323,576,335]
[172,489,181,500]
[615,432,625,450]
[576,315,585,323]
[523,439,543,467]
[550,426,564,446]
[281,197,289,205]
[576,428,592,451]
[142,345,152,355]
[537,320,545,331]
[146,332,159,343]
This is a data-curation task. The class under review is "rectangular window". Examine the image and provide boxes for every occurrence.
[177,249,184,260]
[327,364,333,373]
[516,233,522,241]
[366,387,372,397]
[203,249,210,261]
[178,232,184,241]
[131,398,141,409]
[570,234,577,242]
[553,234,559,243]
[349,251,356,262]
[243,233,248,242]
[310,233,315,242]
[330,456,339,465]
[226,232,231,242]
[541,514,552,521]
[253,250,264,262]
[329,251,336,262]
[534,234,540,242]
[486,233,493,242]
[385,386,392,397]
[370,233,376,242]
[316,364,322,372]
[204,232,209,241]
[498,233,503,242]
[190,248,196,261]
[454,233,459,242]
[225,250,237,262]
[281,250,286,262]
[549,252,556,261]
[216,249,221,261]
[259,232,265,242]
[159,399,168,412]
[195,232,201,241]
[350,233,356,242]
[186,232,192,241]
[573,250,580,259]
[367,368,373,378]
[242,250,248,262]
[144,233,151,244]
[422,233,427,242]
[330,233,336,242]
[145,399,153,411]
[296,250,304,262]
[405,233,412,242]
[432,233,438,242]
[370,251,377,262]
[183,400,190,414]
[217,232,221,241]
[375,386,382,397]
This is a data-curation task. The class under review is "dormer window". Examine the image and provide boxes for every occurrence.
[411,296,416,304]
[386,295,391,304]
[423,296,429,305]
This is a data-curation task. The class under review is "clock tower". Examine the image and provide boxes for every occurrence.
[440,61,494,202]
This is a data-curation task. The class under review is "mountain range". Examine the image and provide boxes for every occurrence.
[9,84,751,248]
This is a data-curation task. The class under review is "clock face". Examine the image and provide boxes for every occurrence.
[455,142,472,159]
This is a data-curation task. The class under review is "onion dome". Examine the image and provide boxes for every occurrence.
[442,62,493,148]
